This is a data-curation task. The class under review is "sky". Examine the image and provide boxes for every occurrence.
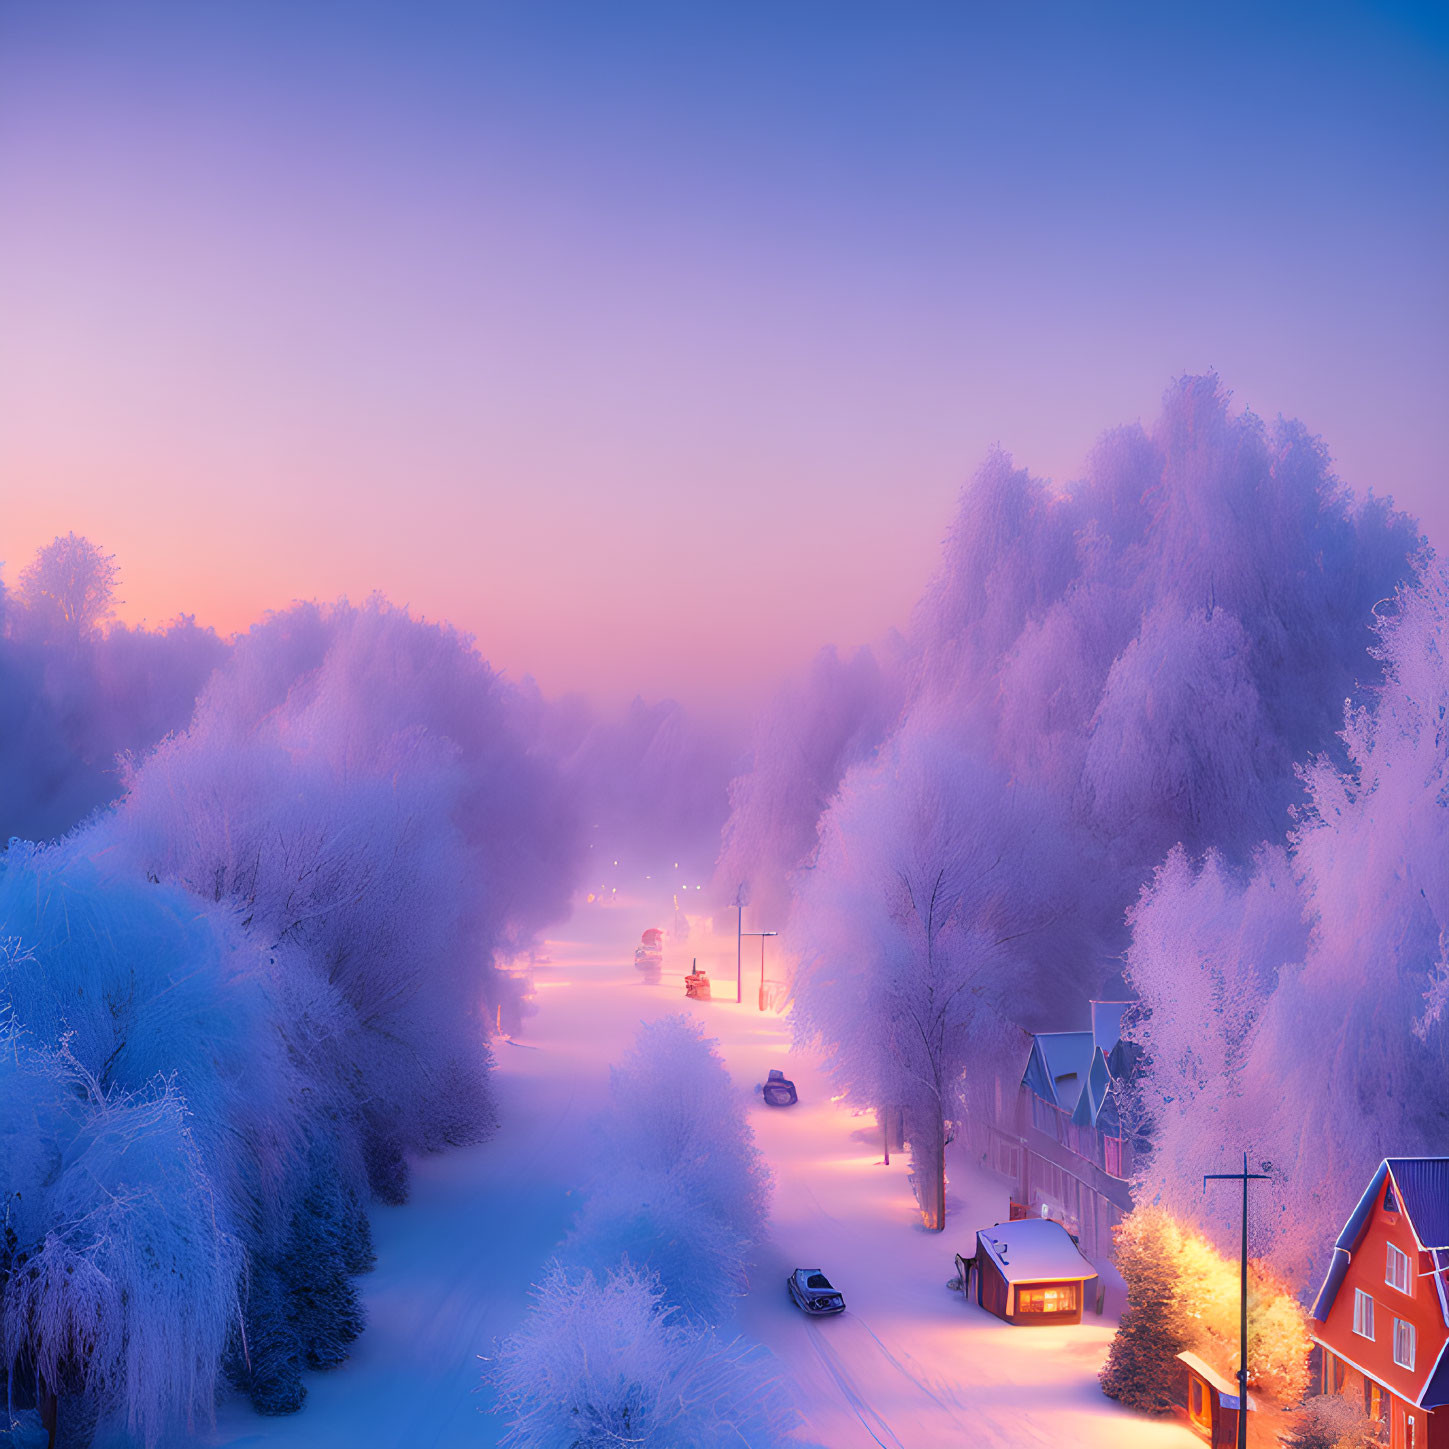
[1,1,1445,714]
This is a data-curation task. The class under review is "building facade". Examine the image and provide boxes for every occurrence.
[1311,1159,1449,1449]
[966,1001,1136,1259]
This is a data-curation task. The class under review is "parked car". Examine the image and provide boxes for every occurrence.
[762,1068,798,1106]
[634,928,664,971]
[787,1268,845,1315]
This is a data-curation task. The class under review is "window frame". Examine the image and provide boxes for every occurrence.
[1387,1241,1412,1295]
[1354,1288,1376,1339]
[1016,1282,1078,1315]
[1394,1316,1417,1371]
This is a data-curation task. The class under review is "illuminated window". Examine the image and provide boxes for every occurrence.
[1387,1242,1412,1294]
[1188,1374,1210,1431]
[1017,1284,1078,1314]
[1394,1318,1416,1371]
[1354,1289,1375,1339]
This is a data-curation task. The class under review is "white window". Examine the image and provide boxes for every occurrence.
[1354,1288,1376,1338]
[1388,1242,1412,1294]
[1394,1317,1416,1370]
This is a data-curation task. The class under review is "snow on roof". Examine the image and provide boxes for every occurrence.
[1176,1352,1257,1412]
[975,1217,1098,1284]
[1031,1031,1095,1112]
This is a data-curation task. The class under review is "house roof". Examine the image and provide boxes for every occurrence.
[975,1217,1098,1285]
[1176,1352,1257,1412]
[1023,1031,1095,1113]
[1422,1340,1449,1411]
[1071,1047,1115,1131]
[1090,1000,1131,1056]
[1387,1159,1449,1250]
[1312,1158,1449,1330]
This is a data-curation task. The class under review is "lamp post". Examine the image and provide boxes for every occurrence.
[741,930,778,1010]
[1204,1152,1269,1449]
[733,882,748,1005]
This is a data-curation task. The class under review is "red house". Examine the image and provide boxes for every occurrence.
[1311,1158,1449,1449]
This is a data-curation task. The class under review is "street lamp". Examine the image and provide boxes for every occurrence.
[741,930,778,1010]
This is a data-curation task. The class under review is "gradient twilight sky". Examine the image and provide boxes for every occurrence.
[2,2,1446,714]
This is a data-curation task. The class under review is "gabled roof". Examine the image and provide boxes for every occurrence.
[1071,1047,1116,1131]
[1387,1159,1449,1250]
[975,1217,1098,1285]
[1422,1340,1449,1411]
[1022,1031,1094,1113]
[1312,1158,1449,1329]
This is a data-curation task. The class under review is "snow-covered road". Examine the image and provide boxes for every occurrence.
[185,907,1200,1449]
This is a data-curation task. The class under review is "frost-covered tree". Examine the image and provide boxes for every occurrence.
[1126,562,1449,1283]
[490,1263,800,1449]
[719,378,1418,1157]
[792,728,1079,1229]
[1120,844,1307,1167]
[0,1031,243,1449]
[713,643,902,925]
[543,692,740,875]
[16,533,120,643]
[725,377,1416,940]
[566,1016,769,1322]
[93,598,586,1196]
[0,538,224,845]
[1099,1207,1193,1413]
[0,848,373,1430]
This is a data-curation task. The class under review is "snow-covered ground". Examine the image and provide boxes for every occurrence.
[181,898,1199,1449]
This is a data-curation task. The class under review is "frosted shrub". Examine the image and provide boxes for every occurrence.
[566,1170,749,1325]
[567,1016,769,1320]
[1,1060,243,1447]
[596,1017,768,1238]
[491,1263,799,1449]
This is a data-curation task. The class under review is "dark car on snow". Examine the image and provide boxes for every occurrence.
[787,1268,845,1315]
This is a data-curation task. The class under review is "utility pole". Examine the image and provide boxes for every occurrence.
[736,900,743,1004]
[1204,1152,1269,1449]
[734,882,748,1005]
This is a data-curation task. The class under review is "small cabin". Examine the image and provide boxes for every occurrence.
[971,1217,1098,1325]
[1177,1351,1255,1447]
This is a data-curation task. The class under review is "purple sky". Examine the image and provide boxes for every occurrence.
[2,2,1445,713]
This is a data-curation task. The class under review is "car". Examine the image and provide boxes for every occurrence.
[634,927,664,972]
[787,1268,845,1315]
[762,1068,798,1106]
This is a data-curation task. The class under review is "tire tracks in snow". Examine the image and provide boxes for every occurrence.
[808,1310,1056,1449]
[804,1319,906,1449]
